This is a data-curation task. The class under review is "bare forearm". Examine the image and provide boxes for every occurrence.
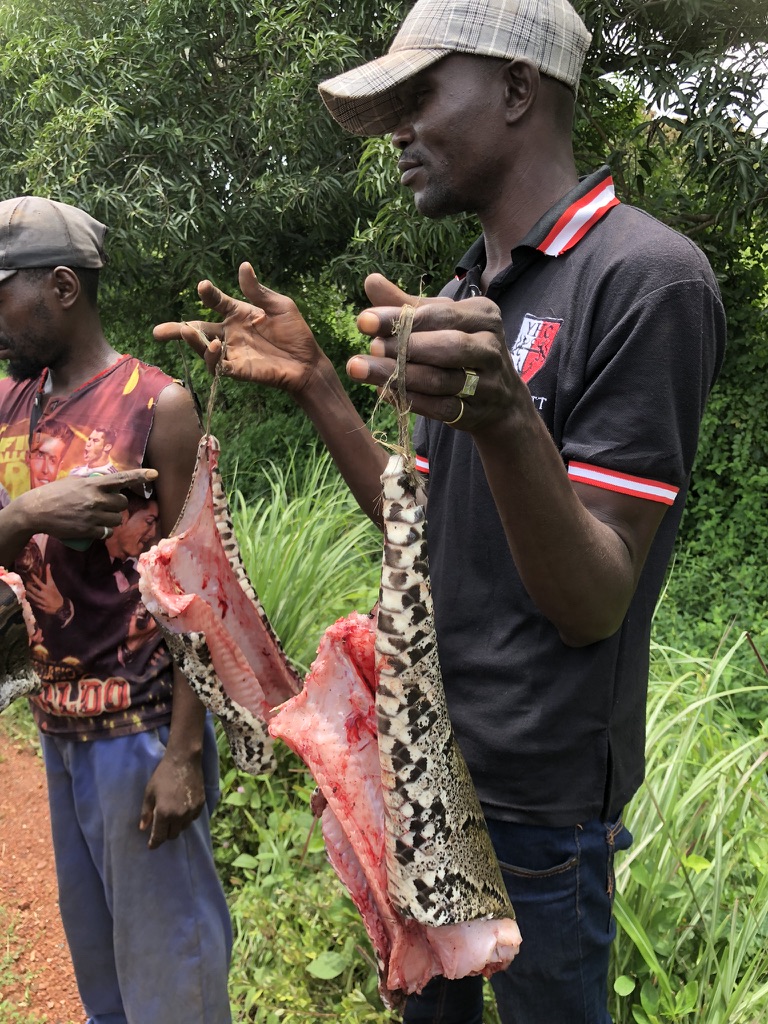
[164,669,207,761]
[296,357,388,529]
[0,500,35,567]
[0,469,160,568]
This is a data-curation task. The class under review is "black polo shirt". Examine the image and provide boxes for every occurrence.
[414,167,726,825]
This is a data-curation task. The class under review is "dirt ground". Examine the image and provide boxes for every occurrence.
[0,726,83,1024]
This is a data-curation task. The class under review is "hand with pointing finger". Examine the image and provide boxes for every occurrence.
[6,468,159,544]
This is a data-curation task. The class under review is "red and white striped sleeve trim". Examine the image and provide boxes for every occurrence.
[414,454,430,475]
[567,461,679,505]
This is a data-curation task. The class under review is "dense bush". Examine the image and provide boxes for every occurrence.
[653,240,768,656]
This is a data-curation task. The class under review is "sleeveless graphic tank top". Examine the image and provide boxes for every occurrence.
[0,356,177,739]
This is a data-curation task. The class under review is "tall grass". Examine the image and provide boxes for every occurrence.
[229,444,380,673]
[610,634,768,1024]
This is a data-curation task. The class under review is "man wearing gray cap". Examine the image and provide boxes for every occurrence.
[0,196,232,1023]
[157,0,725,1020]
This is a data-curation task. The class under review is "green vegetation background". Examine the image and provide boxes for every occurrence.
[0,0,765,647]
[0,0,766,1021]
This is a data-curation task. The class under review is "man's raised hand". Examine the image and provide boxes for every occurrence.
[153,262,322,394]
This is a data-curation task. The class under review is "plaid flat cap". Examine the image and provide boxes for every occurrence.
[319,0,592,136]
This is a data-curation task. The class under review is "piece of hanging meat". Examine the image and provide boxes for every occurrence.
[270,604,520,1009]
[137,435,300,774]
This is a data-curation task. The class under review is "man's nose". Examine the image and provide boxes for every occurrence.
[391,120,415,150]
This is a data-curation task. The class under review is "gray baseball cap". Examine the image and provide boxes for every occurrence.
[319,0,592,137]
[0,196,108,284]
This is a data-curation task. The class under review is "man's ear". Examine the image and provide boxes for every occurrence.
[51,266,81,310]
[503,59,540,124]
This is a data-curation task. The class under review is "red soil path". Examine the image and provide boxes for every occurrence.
[0,727,83,1024]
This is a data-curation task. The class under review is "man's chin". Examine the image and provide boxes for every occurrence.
[413,188,459,221]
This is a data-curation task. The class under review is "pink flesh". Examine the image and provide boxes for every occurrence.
[268,612,521,1004]
[139,555,271,716]
[0,568,38,638]
[137,438,299,716]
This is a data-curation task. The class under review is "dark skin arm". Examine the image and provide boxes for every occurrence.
[0,469,159,568]
[351,276,667,647]
[136,382,207,849]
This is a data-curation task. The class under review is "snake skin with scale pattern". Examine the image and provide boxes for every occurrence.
[375,452,515,927]
[0,572,41,713]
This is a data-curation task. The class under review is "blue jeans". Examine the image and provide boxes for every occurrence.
[402,815,632,1024]
[41,717,232,1024]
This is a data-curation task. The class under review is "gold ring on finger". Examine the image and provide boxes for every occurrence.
[445,398,465,426]
[457,367,480,398]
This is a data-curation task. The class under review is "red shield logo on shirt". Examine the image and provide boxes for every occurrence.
[510,315,561,382]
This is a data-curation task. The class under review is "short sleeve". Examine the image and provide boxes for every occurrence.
[560,277,725,503]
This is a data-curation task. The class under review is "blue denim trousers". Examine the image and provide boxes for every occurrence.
[41,717,232,1024]
[402,815,632,1024]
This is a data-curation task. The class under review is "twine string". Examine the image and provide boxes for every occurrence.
[393,304,415,454]
[177,326,228,440]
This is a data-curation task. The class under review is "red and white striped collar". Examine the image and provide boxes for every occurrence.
[454,167,621,279]
[537,174,620,257]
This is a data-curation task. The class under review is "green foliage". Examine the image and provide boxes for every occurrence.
[609,633,768,1023]
[227,444,380,673]
[577,0,768,228]
[0,699,41,748]
[0,0,409,307]
[653,242,768,655]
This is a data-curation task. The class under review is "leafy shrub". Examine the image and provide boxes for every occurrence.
[227,443,380,673]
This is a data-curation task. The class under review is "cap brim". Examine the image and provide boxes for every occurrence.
[319,48,448,136]
[0,268,18,284]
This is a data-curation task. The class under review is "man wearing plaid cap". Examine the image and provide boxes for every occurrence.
[157,0,725,1020]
